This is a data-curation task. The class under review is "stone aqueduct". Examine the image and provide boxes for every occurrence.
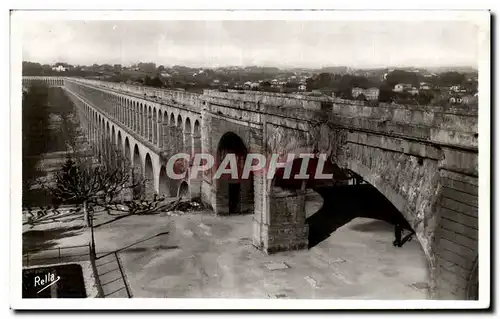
[22,76,479,300]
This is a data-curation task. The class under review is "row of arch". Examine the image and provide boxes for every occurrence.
[22,77,64,87]
[65,79,202,157]
[72,94,192,200]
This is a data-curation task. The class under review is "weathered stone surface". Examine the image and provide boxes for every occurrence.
[24,76,480,300]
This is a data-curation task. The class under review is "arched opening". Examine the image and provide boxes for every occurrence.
[155,109,161,146]
[177,114,182,128]
[132,144,144,199]
[111,126,116,146]
[170,113,175,126]
[117,131,123,154]
[133,101,137,131]
[301,165,430,297]
[110,126,117,163]
[144,153,155,198]
[100,118,105,158]
[193,120,201,155]
[124,137,131,162]
[215,132,253,215]
[184,118,192,155]
[148,106,153,142]
[178,181,189,199]
[158,165,170,197]
[140,103,145,137]
[105,122,110,158]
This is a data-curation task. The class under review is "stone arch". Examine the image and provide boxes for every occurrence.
[178,181,189,198]
[124,99,128,126]
[132,144,144,199]
[153,107,157,144]
[342,161,432,264]
[106,121,110,140]
[139,103,144,136]
[177,114,183,128]
[148,105,153,142]
[193,120,201,155]
[132,101,137,131]
[124,137,131,161]
[100,118,105,158]
[170,113,175,126]
[184,117,192,155]
[299,156,431,291]
[135,102,139,132]
[158,165,170,197]
[111,125,116,146]
[144,153,155,197]
[215,132,253,215]
[117,130,123,154]
[184,117,192,134]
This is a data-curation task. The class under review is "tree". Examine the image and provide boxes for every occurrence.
[35,134,170,256]
[437,71,466,87]
[385,70,419,87]
[356,93,367,101]
[144,75,164,88]
[22,83,51,207]
[22,61,44,76]
[378,83,396,102]
[138,62,157,73]
[26,97,173,256]
[260,81,271,89]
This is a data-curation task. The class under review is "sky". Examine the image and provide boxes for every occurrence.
[21,20,481,69]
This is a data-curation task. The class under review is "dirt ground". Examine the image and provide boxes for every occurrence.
[23,195,430,299]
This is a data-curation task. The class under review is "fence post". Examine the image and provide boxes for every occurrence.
[89,243,104,298]
[58,247,62,263]
[114,252,132,298]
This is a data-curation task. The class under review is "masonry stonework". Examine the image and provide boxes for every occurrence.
[23,76,480,300]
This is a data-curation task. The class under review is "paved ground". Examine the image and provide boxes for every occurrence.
[23,195,430,299]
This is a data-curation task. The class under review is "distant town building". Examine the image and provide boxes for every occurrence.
[449,94,478,105]
[52,65,67,72]
[352,87,380,100]
[419,82,431,90]
[393,83,412,93]
[298,84,307,92]
[450,85,467,93]
[449,96,464,104]
[408,87,420,96]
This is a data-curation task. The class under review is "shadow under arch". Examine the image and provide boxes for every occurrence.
[214,131,253,215]
[158,165,170,197]
[144,153,155,197]
[178,181,189,198]
[132,144,143,199]
[270,157,417,250]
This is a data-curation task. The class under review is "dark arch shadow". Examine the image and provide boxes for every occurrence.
[178,181,189,198]
[215,131,253,215]
[307,183,414,249]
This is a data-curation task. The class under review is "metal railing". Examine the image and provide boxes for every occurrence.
[113,252,132,298]
[23,244,91,267]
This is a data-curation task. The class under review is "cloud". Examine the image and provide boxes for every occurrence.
[21,20,479,68]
